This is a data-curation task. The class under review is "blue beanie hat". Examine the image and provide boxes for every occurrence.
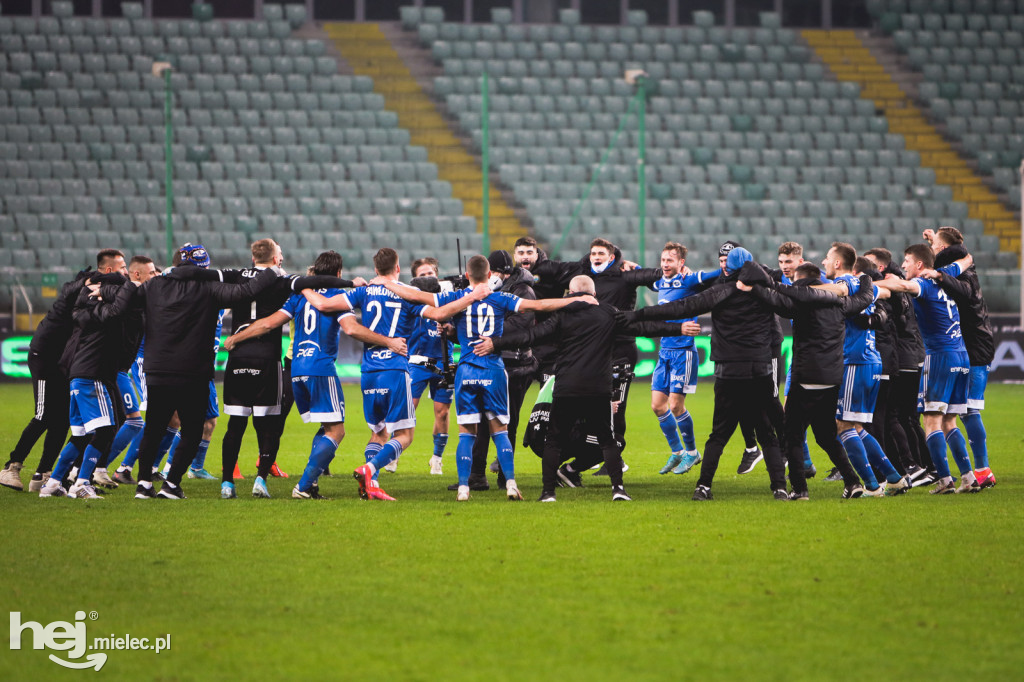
[725,246,753,273]
[178,243,210,268]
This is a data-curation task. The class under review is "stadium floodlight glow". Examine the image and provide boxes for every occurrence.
[152,62,175,268]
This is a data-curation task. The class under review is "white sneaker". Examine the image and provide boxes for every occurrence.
[861,483,886,497]
[0,462,24,490]
[956,471,981,494]
[39,478,66,498]
[506,479,522,501]
[67,481,102,499]
[884,476,910,496]
[28,472,49,494]
[456,485,470,502]
[93,468,118,489]
[429,455,443,475]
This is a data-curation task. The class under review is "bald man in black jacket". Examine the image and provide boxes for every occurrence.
[476,275,718,501]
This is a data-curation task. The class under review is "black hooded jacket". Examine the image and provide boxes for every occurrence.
[933,244,994,366]
[750,273,876,386]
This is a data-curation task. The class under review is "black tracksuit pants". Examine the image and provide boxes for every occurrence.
[697,374,787,492]
[137,380,210,486]
[542,396,623,493]
[894,368,928,470]
[740,356,786,453]
[9,353,70,473]
[471,369,532,478]
[784,384,859,493]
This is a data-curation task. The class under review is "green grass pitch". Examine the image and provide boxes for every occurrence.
[2,381,1022,680]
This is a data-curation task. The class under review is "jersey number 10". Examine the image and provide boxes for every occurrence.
[467,303,495,338]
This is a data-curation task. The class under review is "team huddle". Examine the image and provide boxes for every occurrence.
[0,226,996,503]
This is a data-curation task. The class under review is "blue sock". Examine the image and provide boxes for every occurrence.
[164,430,181,468]
[658,410,683,452]
[298,435,338,492]
[191,439,210,470]
[364,443,382,481]
[802,440,813,469]
[926,430,951,479]
[121,427,145,468]
[676,410,696,451]
[859,430,900,483]
[840,428,878,489]
[960,411,988,469]
[153,428,178,470]
[945,428,973,476]
[455,432,475,486]
[432,432,449,457]
[107,418,144,467]
[77,444,103,482]
[370,439,404,472]
[492,431,515,480]
[52,440,84,482]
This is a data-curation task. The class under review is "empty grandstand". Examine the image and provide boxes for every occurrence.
[0,0,1020,320]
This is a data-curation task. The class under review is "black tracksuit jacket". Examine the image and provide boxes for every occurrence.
[29,269,92,362]
[61,273,133,383]
[749,274,875,386]
[933,244,994,367]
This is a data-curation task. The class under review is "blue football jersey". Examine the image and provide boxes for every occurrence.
[280,289,345,376]
[435,289,522,369]
[409,316,453,360]
[343,283,425,372]
[654,270,719,351]
[912,264,967,354]
[835,274,881,365]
